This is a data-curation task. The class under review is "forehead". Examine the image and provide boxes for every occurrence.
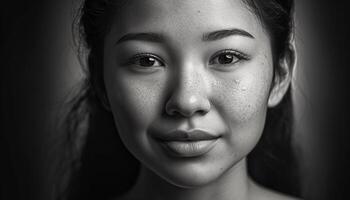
[108,0,265,42]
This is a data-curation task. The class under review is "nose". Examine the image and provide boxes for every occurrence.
[165,67,211,118]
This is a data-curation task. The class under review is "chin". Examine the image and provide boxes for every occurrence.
[151,160,231,189]
[161,171,219,189]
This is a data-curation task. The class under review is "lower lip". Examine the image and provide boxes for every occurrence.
[160,139,218,157]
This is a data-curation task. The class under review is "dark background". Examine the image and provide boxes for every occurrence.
[1,0,349,200]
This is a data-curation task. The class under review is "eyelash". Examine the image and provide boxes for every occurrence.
[124,49,250,68]
[209,49,250,66]
[124,53,165,67]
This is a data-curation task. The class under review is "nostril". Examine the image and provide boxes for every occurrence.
[165,104,186,117]
[166,108,187,118]
[165,96,211,117]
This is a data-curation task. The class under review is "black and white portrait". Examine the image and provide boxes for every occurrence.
[2,1,348,200]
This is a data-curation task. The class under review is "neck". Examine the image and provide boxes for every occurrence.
[124,158,252,200]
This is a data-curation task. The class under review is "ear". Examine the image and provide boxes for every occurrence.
[268,41,297,107]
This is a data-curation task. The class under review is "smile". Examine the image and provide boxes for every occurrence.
[154,129,220,157]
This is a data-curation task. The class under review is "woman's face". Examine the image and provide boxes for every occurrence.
[104,0,278,187]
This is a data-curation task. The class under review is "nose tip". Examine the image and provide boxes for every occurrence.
[165,62,211,118]
[165,92,211,117]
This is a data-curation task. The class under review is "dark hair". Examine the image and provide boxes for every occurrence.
[54,0,299,199]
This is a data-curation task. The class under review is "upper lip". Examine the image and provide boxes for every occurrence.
[154,129,220,142]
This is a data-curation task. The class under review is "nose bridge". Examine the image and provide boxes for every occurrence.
[178,64,205,97]
[166,61,211,117]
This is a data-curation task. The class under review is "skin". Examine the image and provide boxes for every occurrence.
[103,0,297,199]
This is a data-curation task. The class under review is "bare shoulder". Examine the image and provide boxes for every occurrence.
[249,181,302,200]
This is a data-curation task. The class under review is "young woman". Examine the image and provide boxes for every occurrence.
[57,0,301,199]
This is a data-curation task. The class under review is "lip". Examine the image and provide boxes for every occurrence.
[154,129,220,157]
[155,129,219,141]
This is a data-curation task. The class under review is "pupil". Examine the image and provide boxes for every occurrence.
[218,54,233,64]
[140,57,155,66]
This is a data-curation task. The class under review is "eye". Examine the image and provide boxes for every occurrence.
[128,53,164,67]
[209,50,249,66]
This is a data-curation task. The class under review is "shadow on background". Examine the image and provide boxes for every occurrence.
[1,0,349,200]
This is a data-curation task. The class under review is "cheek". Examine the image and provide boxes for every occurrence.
[216,68,272,123]
[214,60,273,153]
[104,71,166,136]
[104,71,169,162]
[234,72,271,122]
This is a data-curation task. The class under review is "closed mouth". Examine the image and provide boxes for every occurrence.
[155,129,220,142]
[153,129,220,157]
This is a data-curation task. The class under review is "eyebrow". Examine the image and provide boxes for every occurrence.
[202,28,254,41]
[114,28,254,45]
[115,32,165,45]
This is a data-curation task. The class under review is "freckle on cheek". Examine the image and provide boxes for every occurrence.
[237,84,264,122]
